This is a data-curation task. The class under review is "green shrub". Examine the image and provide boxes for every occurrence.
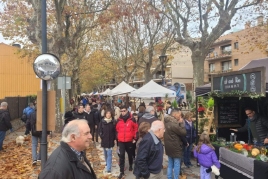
[207,97,214,108]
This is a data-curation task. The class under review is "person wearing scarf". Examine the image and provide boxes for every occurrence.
[98,110,116,174]
[116,105,138,179]
[230,107,268,146]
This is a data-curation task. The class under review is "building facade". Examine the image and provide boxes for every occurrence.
[204,18,268,83]
[0,43,41,99]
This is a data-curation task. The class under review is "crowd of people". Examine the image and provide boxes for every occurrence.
[0,94,221,179]
[37,94,221,179]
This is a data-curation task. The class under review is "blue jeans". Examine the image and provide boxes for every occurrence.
[0,131,6,150]
[103,148,113,171]
[32,135,41,161]
[167,156,181,179]
[184,143,193,166]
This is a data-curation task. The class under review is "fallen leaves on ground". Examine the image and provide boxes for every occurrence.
[0,130,118,179]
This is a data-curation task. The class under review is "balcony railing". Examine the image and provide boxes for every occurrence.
[207,51,232,61]
[207,69,232,75]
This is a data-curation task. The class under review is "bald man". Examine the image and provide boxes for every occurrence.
[0,102,12,151]
[39,120,96,179]
[134,121,165,179]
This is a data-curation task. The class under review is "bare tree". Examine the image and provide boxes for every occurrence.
[156,0,264,86]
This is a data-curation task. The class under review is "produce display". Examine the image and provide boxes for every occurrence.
[234,144,243,150]
[251,148,260,157]
[213,140,268,162]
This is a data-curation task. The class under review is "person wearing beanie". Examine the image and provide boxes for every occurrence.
[64,111,76,127]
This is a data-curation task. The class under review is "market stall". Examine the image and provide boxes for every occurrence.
[108,81,136,96]
[129,80,176,98]
[195,58,268,179]
[100,88,111,96]
[212,144,268,179]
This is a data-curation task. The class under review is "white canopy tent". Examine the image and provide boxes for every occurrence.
[101,88,111,96]
[108,81,136,96]
[129,80,176,98]
[93,92,99,95]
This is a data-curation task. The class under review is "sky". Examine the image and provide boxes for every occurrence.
[0,2,8,43]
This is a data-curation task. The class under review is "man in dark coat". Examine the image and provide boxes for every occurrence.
[139,106,158,126]
[73,103,87,119]
[84,104,96,142]
[39,119,96,179]
[0,102,12,151]
[93,104,101,143]
[230,107,268,145]
[134,121,165,179]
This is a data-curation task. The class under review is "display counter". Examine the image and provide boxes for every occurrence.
[213,145,268,179]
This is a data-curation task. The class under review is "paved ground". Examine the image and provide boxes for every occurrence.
[1,127,222,179]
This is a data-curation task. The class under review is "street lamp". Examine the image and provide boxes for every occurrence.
[159,55,168,85]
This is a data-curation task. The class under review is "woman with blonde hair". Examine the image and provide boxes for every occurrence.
[194,132,220,179]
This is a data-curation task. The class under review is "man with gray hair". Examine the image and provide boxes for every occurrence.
[39,119,96,179]
[134,120,165,179]
[138,105,158,126]
[0,102,12,151]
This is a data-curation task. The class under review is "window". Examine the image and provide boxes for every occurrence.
[222,61,232,72]
[180,84,186,92]
[221,44,232,55]
[234,59,239,66]
[208,48,215,57]
[209,48,215,53]
[209,63,215,72]
[234,42,239,49]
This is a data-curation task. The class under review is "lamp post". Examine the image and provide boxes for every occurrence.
[32,0,61,169]
[159,55,167,86]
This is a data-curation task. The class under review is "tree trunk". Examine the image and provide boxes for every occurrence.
[191,53,206,87]
[72,68,81,95]
[144,69,153,83]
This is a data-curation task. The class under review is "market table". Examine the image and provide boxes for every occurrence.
[213,145,268,179]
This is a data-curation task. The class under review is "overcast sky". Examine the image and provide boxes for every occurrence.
[0,2,7,43]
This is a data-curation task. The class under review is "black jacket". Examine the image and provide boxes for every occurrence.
[98,118,116,148]
[138,113,158,126]
[28,110,42,137]
[73,111,87,120]
[237,114,268,143]
[133,131,164,178]
[0,109,12,131]
[93,109,101,125]
[85,110,95,127]
[38,142,96,179]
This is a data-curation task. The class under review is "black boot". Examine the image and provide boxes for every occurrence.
[118,172,125,179]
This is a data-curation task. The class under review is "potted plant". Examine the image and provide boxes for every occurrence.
[207,97,214,112]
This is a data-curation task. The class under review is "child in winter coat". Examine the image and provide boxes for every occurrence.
[194,132,220,179]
